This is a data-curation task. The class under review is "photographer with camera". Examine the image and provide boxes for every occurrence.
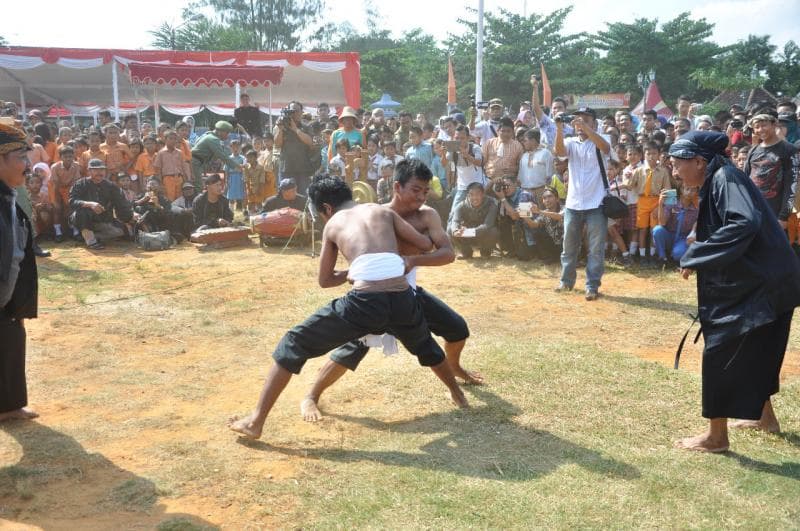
[554,107,612,301]
[448,182,499,259]
[492,175,535,259]
[445,125,485,224]
[470,98,505,145]
[274,101,315,194]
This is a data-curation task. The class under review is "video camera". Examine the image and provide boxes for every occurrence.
[554,114,574,124]
[469,94,489,110]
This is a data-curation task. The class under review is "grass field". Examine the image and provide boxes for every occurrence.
[1,239,799,529]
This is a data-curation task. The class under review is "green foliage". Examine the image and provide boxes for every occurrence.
[149,19,251,51]
[691,35,774,93]
[592,12,721,104]
[767,40,800,98]
[0,36,7,47]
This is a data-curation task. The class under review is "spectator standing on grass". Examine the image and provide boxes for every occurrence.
[482,117,523,186]
[0,122,40,423]
[554,107,611,301]
[671,131,800,454]
[446,125,485,223]
[625,142,672,265]
[518,128,554,207]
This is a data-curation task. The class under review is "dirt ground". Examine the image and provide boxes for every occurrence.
[1,238,798,529]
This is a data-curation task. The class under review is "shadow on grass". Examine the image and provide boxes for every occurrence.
[239,387,640,482]
[0,421,217,529]
[778,431,800,448]
[601,294,697,315]
[725,451,800,481]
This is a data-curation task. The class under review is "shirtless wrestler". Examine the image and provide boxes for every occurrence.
[229,175,468,439]
[301,159,482,422]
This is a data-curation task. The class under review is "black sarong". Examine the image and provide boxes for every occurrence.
[330,286,469,371]
[702,310,792,420]
[0,318,27,413]
[272,288,445,374]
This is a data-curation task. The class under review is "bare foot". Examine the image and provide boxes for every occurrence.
[451,389,470,409]
[300,398,323,422]
[729,419,781,433]
[453,367,484,385]
[674,432,729,453]
[227,414,262,439]
[0,407,39,422]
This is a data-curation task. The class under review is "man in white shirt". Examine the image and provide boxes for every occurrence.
[471,98,505,145]
[518,128,554,205]
[554,107,611,301]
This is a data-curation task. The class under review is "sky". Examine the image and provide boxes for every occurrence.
[0,0,796,51]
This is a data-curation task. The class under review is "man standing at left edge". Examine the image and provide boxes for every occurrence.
[0,123,39,422]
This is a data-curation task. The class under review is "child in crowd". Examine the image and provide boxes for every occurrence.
[550,158,568,204]
[381,139,404,167]
[118,173,137,203]
[604,159,632,267]
[134,135,158,185]
[366,135,383,187]
[74,137,89,162]
[52,127,73,163]
[81,131,107,177]
[153,130,189,201]
[376,159,395,204]
[50,146,82,242]
[625,142,672,264]
[735,145,750,171]
[405,126,434,169]
[243,150,266,217]
[431,139,450,195]
[328,138,349,178]
[28,164,53,237]
[225,139,246,211]
[258,133,278,195]
[100,124,132,176]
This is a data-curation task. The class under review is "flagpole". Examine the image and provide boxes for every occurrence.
[475,0,484,103]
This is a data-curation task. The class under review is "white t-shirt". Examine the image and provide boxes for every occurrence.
[447,144,485,190]
[563,134,611,211]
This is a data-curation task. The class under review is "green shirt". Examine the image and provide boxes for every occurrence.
[191,132,239,169]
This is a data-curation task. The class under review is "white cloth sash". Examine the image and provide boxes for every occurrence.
[348,252,404,282]
[362,267,418,356]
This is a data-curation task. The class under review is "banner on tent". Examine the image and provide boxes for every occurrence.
[566,93,631,109]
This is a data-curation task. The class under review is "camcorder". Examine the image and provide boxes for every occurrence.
[444,140,461,153]
[730,119,744,129]
[469,94,489,110]
[554,114,574,124]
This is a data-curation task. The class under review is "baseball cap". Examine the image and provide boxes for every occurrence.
[489,98,503,108]
[87,158,106,169]
[574,107,597,119]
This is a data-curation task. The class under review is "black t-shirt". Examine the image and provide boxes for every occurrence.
[234,106,263,137]
[278,125,315,177]
[261,193,307,213]
[745,140,799,220]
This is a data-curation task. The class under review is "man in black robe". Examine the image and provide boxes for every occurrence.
[0,123,39,422]
[670,131,800,453]
[260,178,307,213]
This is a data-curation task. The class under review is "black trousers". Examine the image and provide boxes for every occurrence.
[330,286,469,371]
[272,288,445,374]
[702,310,793,420]
[0,318,27,413]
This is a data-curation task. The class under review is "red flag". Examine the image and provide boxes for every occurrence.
[540,63,552,107]
[447,56,457,105]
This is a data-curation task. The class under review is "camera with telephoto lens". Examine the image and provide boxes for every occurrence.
[554,114,574,124]
[730,119,744,129]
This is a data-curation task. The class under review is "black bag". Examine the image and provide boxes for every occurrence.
[596,147,627,219]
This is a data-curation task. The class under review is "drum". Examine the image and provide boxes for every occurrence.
[352,181,377,204]
[189,226,251,244]
[251,208,303,238]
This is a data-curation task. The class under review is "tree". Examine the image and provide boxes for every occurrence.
[690,35,775,92]
[149,18,251,51]
[0,36,6,47]
[767,40,800,98]
[443,7,584,110]
[592,12,722,104]
[191,0,324,51]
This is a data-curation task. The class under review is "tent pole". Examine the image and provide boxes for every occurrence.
[18,86,26,119]
[112,60,120,123]
[153,88,160,130]
[235,83,241,108]
[268,83,273,131]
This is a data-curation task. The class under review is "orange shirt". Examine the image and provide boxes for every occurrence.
[50,161,81,189]
[179,138,192,162]
[134,152,157,179]
[153,147,189,177]
[43,141,57,163]
[80,149,108,176]
[100,141,132,174]
[27,143,49,166]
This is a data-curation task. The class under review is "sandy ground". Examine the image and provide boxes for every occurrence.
[1,238,797,529]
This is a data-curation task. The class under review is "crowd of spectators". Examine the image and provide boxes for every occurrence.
[6,79,800,293]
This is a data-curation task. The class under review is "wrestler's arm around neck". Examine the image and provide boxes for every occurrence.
[404,207,455,268]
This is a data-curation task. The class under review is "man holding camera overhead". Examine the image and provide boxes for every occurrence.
[554,107,612,301]
[274,101,315,194]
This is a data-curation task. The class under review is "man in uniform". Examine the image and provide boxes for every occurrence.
[190,121,243,189]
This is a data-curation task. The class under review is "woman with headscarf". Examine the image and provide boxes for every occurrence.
[669,131,800,453]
